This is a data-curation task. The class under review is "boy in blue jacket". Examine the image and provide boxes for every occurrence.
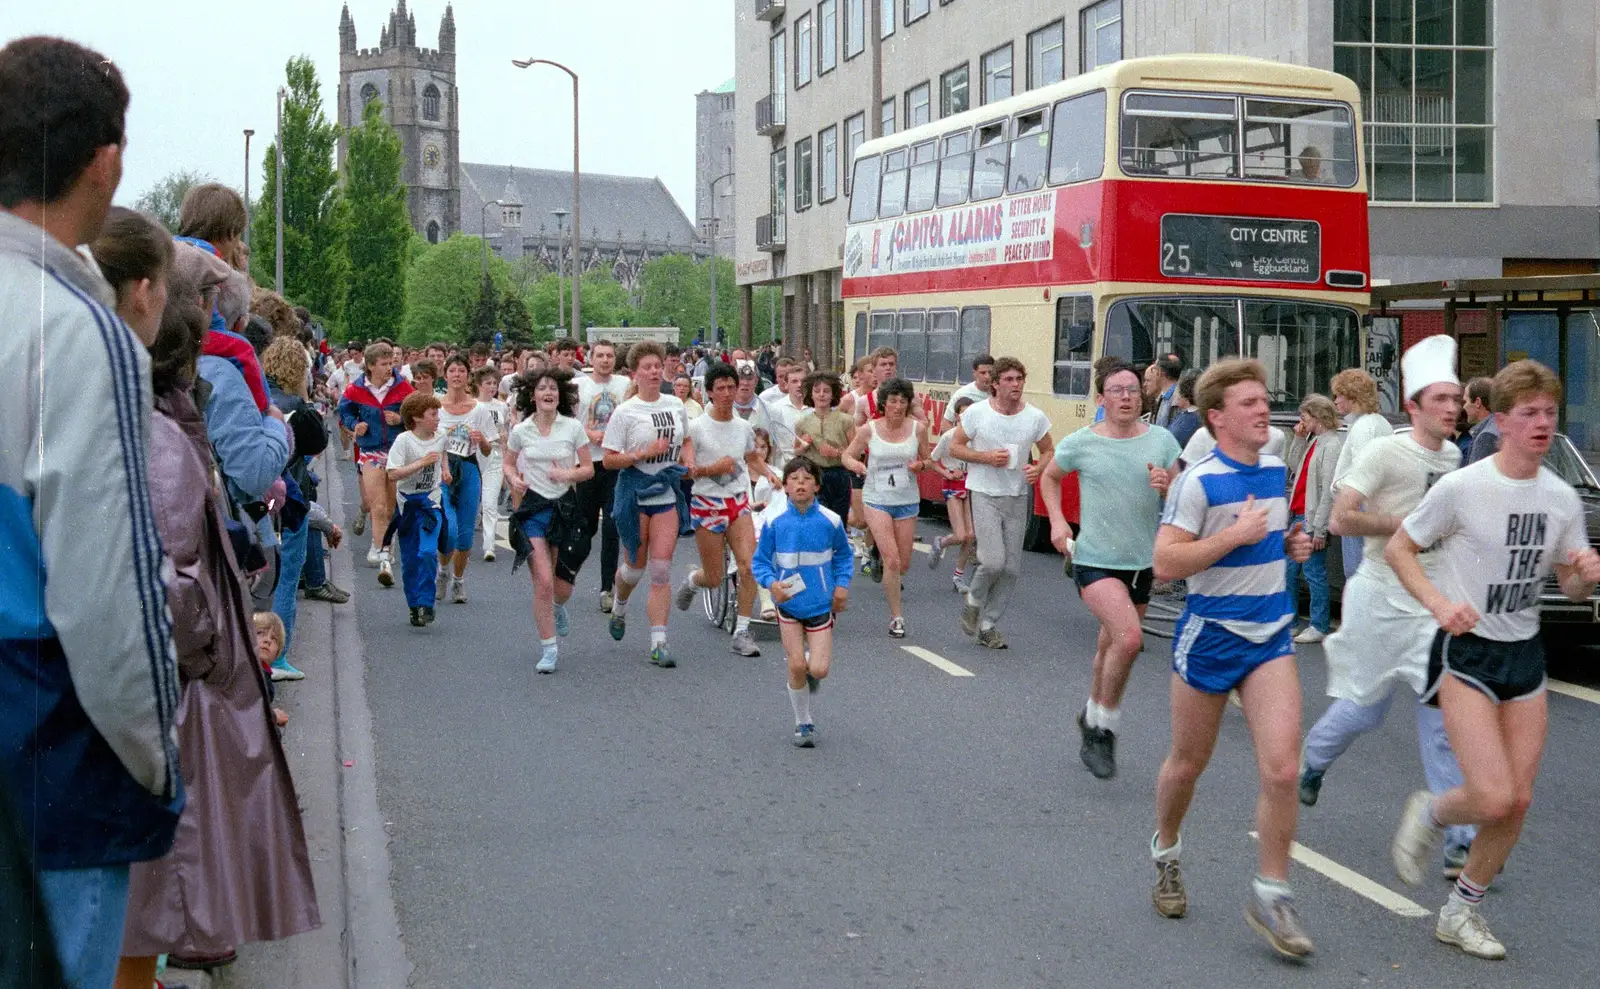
[753,457,855,747]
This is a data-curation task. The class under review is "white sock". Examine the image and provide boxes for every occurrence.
[788,685,812,726]
[1084,701,1102,729]
[650,626,667,648]
[1151,833,1182,863]
[540,636,557,649]
[688,568,704,589]
[735,615,752,635]
[613,594,629,615]
[1252,875,1292,902]
[979,619,996,632]
[1101,705,1121,733]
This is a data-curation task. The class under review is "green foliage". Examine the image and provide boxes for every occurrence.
[401,234,512,346]
[523,269,633,337]
[251,55,349,335]
[632,254,782,345]
[343,100,411,344]
[132,169,214,233]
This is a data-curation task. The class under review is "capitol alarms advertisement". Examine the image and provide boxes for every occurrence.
[844,190,1057,279]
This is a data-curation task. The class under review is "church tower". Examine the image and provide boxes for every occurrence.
[337,2,461,243]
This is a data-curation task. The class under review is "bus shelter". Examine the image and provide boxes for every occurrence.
[1371,274,1600,447]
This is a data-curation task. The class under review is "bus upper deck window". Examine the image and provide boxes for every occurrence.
[1048,90,1106,185]
[938,129,973,208]
[1242,100,1358,187]
[848,155,882,222]
[1007,108,1050,194]
[907,140,939,213]
[879,148,910,218]
[1120,92,1239,179]
[970,120,1008,201]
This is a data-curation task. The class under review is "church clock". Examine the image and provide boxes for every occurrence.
[423,144,441,169]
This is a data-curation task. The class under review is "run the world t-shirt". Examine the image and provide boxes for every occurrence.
[1402,457,1587,642]
[386,430,448,505]
[602,394,688,506]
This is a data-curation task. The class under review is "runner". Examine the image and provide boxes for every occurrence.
[1041,360,1180,779]
[383,392,449,627]
[475,367,511,563]
[941,354,994,428]
[1149,358,1316,959]
[338,341,414,588]
[1301,338,1474,877]
[504,368,593,673]
[436,355,496,604]
[575,340,631,613]
[844,356,879,570]
[753,457,855,748]
[674,362,778,657]
[793,370,856,522]
[1387,359,1599,960]
[949,357,1055,650]
[928,396,977,594]
[841,377,931,638]
[603,341,693,668]
[763,362,811,470]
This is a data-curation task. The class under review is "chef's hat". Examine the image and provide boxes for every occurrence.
[1402,334,1459,400]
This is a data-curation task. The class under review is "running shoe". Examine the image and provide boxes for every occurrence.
[483,547,496,563]
[600,590,614,613]
[269,659,305,682]
[409,607,425,627]
[674,578,699,612]
[377,555,394,588]
[1293,626,1326,644]
[609,611,626,641]
[365,545,381,568]
[792,723,817,748]
[435,568,449,601]
[536,647,558,674]
[869,553,883,584]
[451,577,467,604]
[960,601,980,636]
[1436,898,1505,959]
[354,510,367,536]
[1082,726,1116,779]
[926,538,946,570]
[554,603,570,637]
[888,616,907,638]
[1152,861,1187,919]
[1298,766,1324,807]
[952,573,969,594]
[421,606,436,625]
[976,627,1008,650]
[1442,843,1470,880]
[1245,890,1314,959]
[649,644,676,668]
[1392,789,1444,886]
[730,630,761,657]
[304,581,351,604]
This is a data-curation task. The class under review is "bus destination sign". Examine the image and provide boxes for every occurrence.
[1158,214,1321,283]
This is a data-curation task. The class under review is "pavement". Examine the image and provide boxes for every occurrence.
[226,451,1600,989]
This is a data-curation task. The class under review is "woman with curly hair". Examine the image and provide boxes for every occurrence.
[504,368,595,673]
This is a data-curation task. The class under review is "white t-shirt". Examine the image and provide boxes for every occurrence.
[1333,412,1395,485]
[437,400,497,459]
[499,372,518,401]
[941,382,989,426]
[1402,457,1588,642]
[477,398,511,457]
[1181,425,1287,465]
[507,414,588,500]
[576,373,631,461]
[602,394,688,506]
[764,395,810,467]
[687,413,756,499]
[958,400,1052,497]
[1338,433,1461,577]
[386,430,447,504]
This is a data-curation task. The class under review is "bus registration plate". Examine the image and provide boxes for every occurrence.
[1158,214,1320,283]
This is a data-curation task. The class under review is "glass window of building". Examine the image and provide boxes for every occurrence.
[881,97,896,136]
[819,0,838,73]
[941,64,970,118]
[881,0,895,38]
[907,0,932,24]
[795,138,814,211]
[422,84,441,121]
[1028,21,1065,90]
[1080,0,1122,72]
[770,148,787,217]
[845,0,866,59]
[907,82,931,128]
[981,44,1013,104]
[795,15,812,89]
[819,125,840,202]
[1334,0,1493,202]
[845,113,867,193]
[771,31,787,102]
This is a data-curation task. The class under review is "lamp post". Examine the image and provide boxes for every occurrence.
[513,58,581,333]
[703,171,734,345]
[479,198,502,285]
[274,86,286,295]
[551,208,570,332]
[243,129,254,251]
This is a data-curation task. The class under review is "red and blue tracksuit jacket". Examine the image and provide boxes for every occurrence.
[338,375,415,454]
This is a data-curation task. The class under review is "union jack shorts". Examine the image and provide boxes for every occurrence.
[689,493,751,534]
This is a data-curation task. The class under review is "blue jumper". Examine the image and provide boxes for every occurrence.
[751,499,855,621]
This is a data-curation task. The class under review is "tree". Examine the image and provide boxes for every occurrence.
[632,254,779,345]
[401,234,512,346]
[132,169,215,233]
[343,99,411,343]
[252,55,349,334]
[524,268,637,337]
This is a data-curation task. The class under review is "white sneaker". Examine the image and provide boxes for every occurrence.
[366,546,381,568]
[1392,790,1443,886]
[483,548,496,563]
[376,555,394,588]
[436,568,450,602]
[1436,898,1506,960]
[1293,627,1326,644]
[451,577,467,604]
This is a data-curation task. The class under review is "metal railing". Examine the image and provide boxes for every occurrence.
[755,93,786,136]
[756,212,786,251]
[755,0,786,22]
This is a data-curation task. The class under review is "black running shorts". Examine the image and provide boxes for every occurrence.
[1073,565,1155,607]
[1425,630,1546,705]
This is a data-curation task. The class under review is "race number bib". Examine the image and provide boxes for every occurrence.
[873,459,913,492]
[446,424,472,457]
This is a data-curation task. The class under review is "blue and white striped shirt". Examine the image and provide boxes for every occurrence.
[1162,449,1293,643]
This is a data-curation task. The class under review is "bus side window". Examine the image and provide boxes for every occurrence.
[853,312,869,362]
[969,121,1007,202]
[1049,90,1107,185]
[907,140,939,213]
[897,311,927,380]
[1008,108,1050,194]
[848,155,882,222]
[958,306,990,382]
[938,130,972,208]
[1052,295,1093,397]
[879,149,910,218]
[926,310,959,383]
[869,310,897,354]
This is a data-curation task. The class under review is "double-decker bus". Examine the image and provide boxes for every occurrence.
[841,54,1369,546]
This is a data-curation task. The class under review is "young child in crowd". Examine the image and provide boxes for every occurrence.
[409,360,438,399]
[752,457,855,748]
[385,392,451,627]
[928,396,977,593]
[750,428,779,620]
[251,611,291,728]
[475,367,511,560]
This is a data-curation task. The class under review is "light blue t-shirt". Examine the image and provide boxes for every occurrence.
[1053,424,1182,571]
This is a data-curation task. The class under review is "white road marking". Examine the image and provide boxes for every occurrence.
[1550,679,1600,705]
[1248,831,1430,919]
[900,645,975,678]
[912,541,933,555]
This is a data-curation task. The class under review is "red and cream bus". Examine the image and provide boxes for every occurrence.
[841,54,1369,545]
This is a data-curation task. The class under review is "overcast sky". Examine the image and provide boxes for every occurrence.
[7,0,734,219]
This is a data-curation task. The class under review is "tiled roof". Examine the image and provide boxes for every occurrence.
[460,162,699,250]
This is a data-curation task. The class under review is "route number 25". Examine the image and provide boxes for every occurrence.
[1161,242,1192,274]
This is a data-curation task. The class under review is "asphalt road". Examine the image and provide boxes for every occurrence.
[339,462,1600,989]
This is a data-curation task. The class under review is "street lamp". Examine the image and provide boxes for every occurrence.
[551,207,570,332]
[703,171,734,345]
[480,198,502,286]
[275,86,286,295]
[243,129,254,251]
[513,58,581,334]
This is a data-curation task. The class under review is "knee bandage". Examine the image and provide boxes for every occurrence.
[618,562,646,587]
[648,558,673,587]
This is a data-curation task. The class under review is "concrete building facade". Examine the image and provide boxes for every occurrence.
[734,0,1600,364]
[696,79,739,258]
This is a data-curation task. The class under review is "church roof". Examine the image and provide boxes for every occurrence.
[460,162,699,250]
[712,77,735,94]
